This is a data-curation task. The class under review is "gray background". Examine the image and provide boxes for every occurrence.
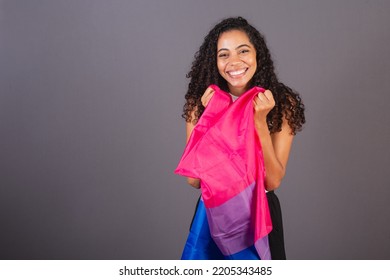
[1,0,389,260]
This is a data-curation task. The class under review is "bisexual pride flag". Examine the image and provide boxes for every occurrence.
[175,85,272,260]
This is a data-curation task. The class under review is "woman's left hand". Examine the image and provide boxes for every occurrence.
[253,89,275,122]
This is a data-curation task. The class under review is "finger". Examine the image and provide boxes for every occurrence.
[205,87,215,97]
[202,98,210,107]
[203,90,214,102]
[263,90,273,101]
[257,93,265,102]
[253,97,264,109]
[206,90,215,99]
[202,89,215,107]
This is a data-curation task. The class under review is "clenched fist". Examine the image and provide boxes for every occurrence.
[201,87,215,107]
[253,89,275,123]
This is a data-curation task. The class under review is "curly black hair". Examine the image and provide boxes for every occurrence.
[182,17,305,135]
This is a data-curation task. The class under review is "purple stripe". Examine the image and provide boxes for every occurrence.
[255,235,271,260]
[205,182,268,256]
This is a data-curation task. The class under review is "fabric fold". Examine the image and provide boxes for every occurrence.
[175,85,272,259]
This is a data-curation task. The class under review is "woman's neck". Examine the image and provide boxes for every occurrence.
[228,85,248,97]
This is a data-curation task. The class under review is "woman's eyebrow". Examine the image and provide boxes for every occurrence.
[217,48,229,53]
[218,44,251,53]
[236,44,251,49]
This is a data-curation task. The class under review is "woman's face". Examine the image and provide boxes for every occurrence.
[217,29,257,96]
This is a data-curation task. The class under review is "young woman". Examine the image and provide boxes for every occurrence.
[179,17,305,260]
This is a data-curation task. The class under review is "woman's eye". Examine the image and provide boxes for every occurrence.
[239,49,249,54]
[218,53,228,58]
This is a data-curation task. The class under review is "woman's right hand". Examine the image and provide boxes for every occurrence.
[201,86,215,107]
[187,177,200,189]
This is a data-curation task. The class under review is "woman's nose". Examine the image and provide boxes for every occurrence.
[228,54,241,66]
[229,60,242,67]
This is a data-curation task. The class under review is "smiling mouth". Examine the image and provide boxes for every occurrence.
[227,68,248,78]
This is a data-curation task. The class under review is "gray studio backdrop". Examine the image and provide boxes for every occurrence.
[1,0,389,260]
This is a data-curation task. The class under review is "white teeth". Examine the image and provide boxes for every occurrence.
[228,69,246,76]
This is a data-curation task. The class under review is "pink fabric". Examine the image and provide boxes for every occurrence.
[175,85,272,256]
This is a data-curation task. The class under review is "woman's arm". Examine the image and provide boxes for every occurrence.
[253,90,294,191]
[255,117,294,190]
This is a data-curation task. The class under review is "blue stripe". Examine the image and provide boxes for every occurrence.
[181,200,260,260]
